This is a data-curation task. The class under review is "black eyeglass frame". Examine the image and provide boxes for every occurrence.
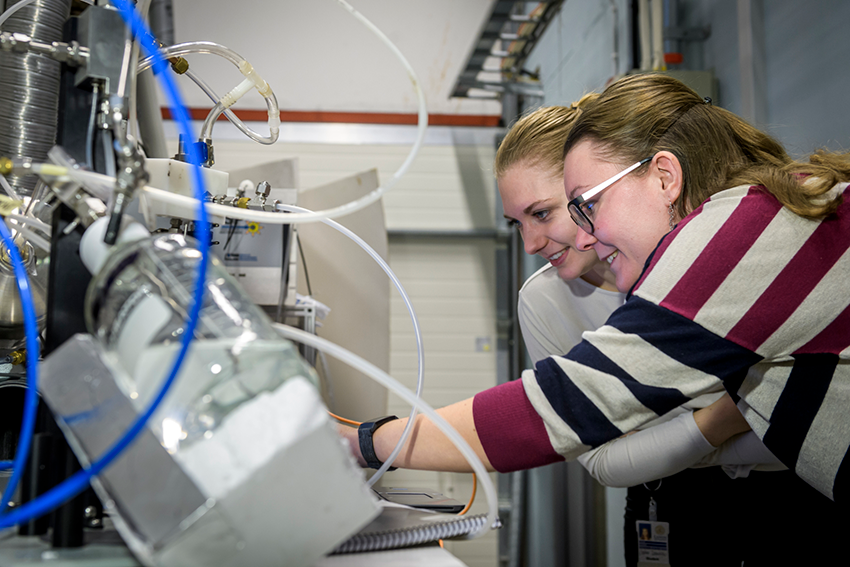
[567,156,654,234]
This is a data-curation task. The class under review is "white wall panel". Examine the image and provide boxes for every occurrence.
[383,238,499,567]
[527,0,631,106]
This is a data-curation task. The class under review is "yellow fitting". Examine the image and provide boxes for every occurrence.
[0,239,30,264]
[0,157,12,176]
[155,39,189,74]
[7,349,25,366]
[236,197,251,209]
[169,56,189,75]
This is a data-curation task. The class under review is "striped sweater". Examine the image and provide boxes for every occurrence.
[473,183,850,502]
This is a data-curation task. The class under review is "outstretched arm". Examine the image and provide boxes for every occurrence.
[338,397,495,473]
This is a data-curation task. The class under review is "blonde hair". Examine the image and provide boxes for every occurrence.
[495,93,598,181]
[563,73,847,219]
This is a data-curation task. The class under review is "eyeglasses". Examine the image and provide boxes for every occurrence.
[567,156,654,234]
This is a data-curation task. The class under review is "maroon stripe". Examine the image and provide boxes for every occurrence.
[472,380,563,473]
[728,197,850,351]
[659,187,781,320]
[795,302,850,354]
[632,205,700,292]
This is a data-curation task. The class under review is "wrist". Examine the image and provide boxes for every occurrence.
[358,415,399,470]
[694,396,750,447]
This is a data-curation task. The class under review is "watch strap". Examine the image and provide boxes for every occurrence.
[358,415,399,470]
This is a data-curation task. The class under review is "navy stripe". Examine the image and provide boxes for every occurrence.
[534,357,624,447]
[606,296,763,382]
[568,340,691,416]
[832,446,850,504]
[762,354,837,470]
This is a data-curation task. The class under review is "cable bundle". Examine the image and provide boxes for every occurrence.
[333,513,498,554]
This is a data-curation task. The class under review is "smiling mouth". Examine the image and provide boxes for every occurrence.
[606,250,619,264]
[548,250,566,262]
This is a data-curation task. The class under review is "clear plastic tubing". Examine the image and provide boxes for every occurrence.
[139,0,428,225]
[273,323,497,539]
[0,173,21,202]
[279,204,423,486]
[137,41,245,70]
[0,0,210,530]
[199,91,278,143]
[185,68,276,145]
[138,42,280,144]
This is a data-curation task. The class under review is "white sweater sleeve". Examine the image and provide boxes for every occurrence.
[693,431,787,477]
[578,412,714,487]
[578,412,788,487]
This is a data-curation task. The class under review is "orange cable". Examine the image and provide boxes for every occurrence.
[328,411,361,426]
[457,473,477,516]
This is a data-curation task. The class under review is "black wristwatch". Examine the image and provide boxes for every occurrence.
[358,415,399,470]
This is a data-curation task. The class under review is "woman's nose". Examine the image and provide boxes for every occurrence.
[574,227,598,251]
[523,226,546,256]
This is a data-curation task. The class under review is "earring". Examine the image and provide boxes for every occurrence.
[668,201,675,231]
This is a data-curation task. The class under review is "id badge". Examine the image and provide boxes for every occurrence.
[636,520,670,566]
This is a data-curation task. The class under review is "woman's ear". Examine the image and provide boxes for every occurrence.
[653,151,684,212]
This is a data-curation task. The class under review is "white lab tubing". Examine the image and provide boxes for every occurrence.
[651,0,664,71]
[638,0,651,71]
[0,0,37,27]
[141,186,412,226]
[5,213,51,235]
[272,323,497,539]
[3,219,49,252]
[280,204,424,486]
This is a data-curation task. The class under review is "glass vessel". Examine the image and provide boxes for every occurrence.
[85,232,318,452]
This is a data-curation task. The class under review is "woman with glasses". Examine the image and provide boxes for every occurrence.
[341,73,848,560]
[557,73,848,563]
[496,99,786,566]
